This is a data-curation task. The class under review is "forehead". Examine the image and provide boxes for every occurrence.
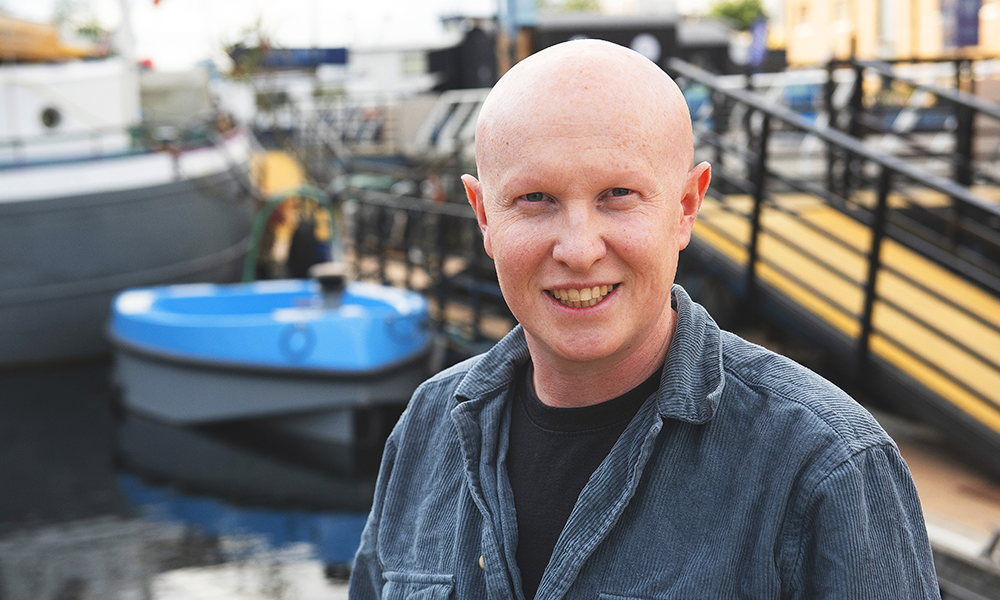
[474,43,692,186]
[477,96,685,192]
[485,121,662,180]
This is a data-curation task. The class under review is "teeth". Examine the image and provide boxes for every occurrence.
[550,284,616,308]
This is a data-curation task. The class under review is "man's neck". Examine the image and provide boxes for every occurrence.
[526,311,676,408]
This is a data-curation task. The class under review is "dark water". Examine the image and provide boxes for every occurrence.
[0,359,368,599]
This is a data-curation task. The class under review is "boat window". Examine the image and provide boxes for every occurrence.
[41,107,62,129]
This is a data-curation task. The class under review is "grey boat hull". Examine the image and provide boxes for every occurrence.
[112,345,430,476]
[116,413,377,507]
[0,167,255,366]
[112,345,430,425]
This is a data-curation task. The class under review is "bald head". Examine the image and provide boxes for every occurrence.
[475,39,694,183]
[462,39,711,397]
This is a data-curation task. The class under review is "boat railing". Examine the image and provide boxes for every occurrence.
[0,115,237,168]
[252,90,415,185]
[0,124,132,167]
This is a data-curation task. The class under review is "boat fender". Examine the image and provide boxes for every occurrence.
[385,315,421,344]
[279,322,317,362]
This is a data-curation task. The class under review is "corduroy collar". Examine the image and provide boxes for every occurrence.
[453,284,725,425]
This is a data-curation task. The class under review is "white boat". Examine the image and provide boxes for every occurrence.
[0,23,258,366]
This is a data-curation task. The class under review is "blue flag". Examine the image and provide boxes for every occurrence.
[748,18,768,68]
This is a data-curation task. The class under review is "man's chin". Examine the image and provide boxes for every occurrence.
[525,331,620,367]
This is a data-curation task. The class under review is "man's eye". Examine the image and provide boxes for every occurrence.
[524,192,546,202]
[610,188,631,197]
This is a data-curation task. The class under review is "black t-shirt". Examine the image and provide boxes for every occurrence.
[506,363,662,600]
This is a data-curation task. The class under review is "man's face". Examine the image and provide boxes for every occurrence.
[466,110,707,372]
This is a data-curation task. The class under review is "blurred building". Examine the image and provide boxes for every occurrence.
[784,0,1000,65]
[523,13,743,74]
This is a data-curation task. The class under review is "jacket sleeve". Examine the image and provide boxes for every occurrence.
[348,426,400,600]
[785,443,941,599]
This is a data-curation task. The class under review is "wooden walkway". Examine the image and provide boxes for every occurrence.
[693,191,1000,441]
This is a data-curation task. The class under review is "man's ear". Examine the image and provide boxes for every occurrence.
[678,162,711,249]
[462,174,493,258]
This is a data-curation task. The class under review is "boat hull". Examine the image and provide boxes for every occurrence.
[113,342,429,477]
[0,159,255,366]
[113,343,430,425]
[116,413,378,508]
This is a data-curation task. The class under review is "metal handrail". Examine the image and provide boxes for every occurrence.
[857,59,1000,123]
[668,58,1000,220]
[343,186,511,352]
[669,57,1000,467]
[830,58,1000,187]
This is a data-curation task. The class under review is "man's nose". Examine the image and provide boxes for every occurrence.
[550,205,607,272]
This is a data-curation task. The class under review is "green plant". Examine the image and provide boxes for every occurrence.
[709,0,766,31]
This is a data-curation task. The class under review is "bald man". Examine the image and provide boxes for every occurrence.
[349,40,939,600]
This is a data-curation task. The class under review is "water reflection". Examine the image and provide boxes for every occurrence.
[120,472,365,597]
[0,360,378,599]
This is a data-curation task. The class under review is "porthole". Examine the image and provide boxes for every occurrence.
[41,106,62,129]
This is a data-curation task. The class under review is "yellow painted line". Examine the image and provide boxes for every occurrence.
[755,260,862,337]
[871,302,1000,400]
[875,271,1000,363]
[970,184,1000,203]
[871,334,1000,434]
[692,207,750,264]
[801,207,1000,328]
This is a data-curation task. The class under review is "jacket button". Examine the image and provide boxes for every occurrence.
[479,555,485,570]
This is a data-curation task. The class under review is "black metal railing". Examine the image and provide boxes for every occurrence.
[668,57,1000,468]
[827,58,1000,189]
[340,187,514,358]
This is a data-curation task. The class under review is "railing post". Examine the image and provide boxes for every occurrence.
[745,112,771,304]
[470,218,484,342]
[435,214,450,333]
[352,198,363,280]
[711,90,726,175]
[858,166,892,376]
[844,62,865,197]
[824,60,837,196]
[405,208,416,289]
[954,101,975,187]
[377,206,389,286]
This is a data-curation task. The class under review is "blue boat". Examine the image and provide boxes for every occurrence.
[107,264,433,472]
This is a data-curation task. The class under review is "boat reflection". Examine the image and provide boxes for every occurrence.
[114,410,379,583]
[118,472,368,576]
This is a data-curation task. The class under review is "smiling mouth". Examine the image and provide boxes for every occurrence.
[548,284,617,308]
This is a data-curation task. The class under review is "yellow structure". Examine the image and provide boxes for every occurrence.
[784,0,1000,65]
[254,150,306,198]
[0,14,104,62]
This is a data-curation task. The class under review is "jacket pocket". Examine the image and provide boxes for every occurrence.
[382,571,454,600]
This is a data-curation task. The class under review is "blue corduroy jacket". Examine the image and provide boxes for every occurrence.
[349,285,940,600]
